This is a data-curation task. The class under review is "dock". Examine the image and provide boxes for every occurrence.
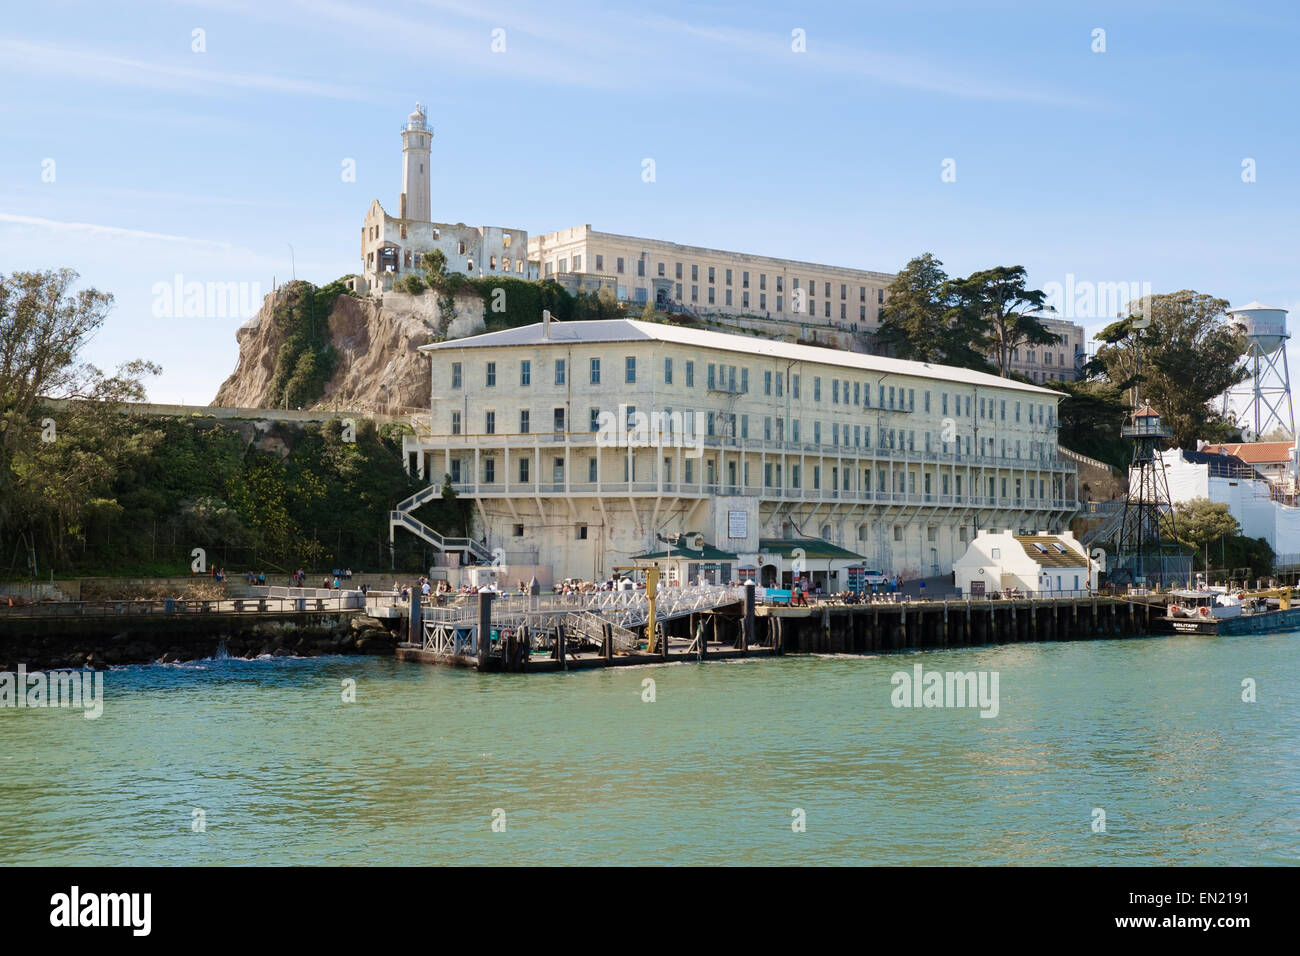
[394,586,1169,672]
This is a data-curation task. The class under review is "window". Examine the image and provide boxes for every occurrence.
[676,262,682,279]
[708,266,715,283]
[657,262,665,277]
[691,285,698,301]
[814,377,821,401]
[483,458,495,483]
[764,371,772,395]
[485,362,496,387]
[451,411,461,435]
[726,269,733,285]
[625,356,636,383]
[555,359,566,385]
[894,525,903,542]
[741,368,749,392]
[664,358,673,384]
[451,362,462,388]
[485,410,496,434]
[588,458,598,482]
[685,361,695,387]
[576,524,588,540]
[589,408,600,431]
[617,257,625,274]
[725,289,732,306]
[518,459,529,482]
[692,264,699,281]
[595,254,603,271]
[553,408,565,432]
[590,358,601,384]
[519,409,530,433]
[513,523,524,536]
[792,375,800,399]
[520,360,531,386]
[637,259,645,277]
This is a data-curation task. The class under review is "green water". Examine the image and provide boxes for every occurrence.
[1,633,1296,865]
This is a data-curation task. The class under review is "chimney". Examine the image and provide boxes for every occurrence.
[542,309,551,339]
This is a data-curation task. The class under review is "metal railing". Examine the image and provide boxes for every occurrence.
[0,596,367,618]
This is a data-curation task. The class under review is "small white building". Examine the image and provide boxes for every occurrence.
[953,529,1097,596]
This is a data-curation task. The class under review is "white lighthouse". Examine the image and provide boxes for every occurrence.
[1224,301,1294,440]
[399,103,432,222]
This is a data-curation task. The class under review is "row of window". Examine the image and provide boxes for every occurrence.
[453,360,1057,427]
[545,255,885,300]
[451,406,1053,460]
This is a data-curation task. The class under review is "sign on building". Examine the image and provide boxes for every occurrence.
[728,510,748,539]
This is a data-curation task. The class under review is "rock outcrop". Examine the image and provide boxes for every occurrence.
[213,286,484,412]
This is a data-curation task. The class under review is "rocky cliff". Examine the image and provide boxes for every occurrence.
[213,284,485,413]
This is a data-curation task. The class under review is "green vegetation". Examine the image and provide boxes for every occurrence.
[0,268,457,578]
[877,255,1051,373]
[1162,497,1274,578]
[267,279,349,409]
[421,257,579,333]
[1053,379,1130,471]
[1090,291,1248,449]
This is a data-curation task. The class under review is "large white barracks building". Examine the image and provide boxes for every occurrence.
[398,318,1078,586]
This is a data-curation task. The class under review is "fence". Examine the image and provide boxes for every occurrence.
[0,594,366,619]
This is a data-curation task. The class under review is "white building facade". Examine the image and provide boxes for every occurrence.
[528,224,895,330]
[1160,448,1300,559]
[398,318,1079,584]
[952,529,1097,596]
[353,104,538,294]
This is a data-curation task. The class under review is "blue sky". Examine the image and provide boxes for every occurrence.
[2,0,1299,409]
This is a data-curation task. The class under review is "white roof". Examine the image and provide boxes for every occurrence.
[421,319,1064,397]
[1231,301,1287,313]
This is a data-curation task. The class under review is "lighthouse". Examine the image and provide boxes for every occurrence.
[400,103,431,222]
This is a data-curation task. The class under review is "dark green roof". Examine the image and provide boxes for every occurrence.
[759,538,868,561]
[631,543,740,562]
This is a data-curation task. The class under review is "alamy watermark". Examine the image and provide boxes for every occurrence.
[596,405,705,457]
[890,664,999,718]
[1041,274,1152,321]
[151,273,262,320]
[1,664,104,719]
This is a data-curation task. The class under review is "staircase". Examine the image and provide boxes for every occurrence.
[390,485,494,563]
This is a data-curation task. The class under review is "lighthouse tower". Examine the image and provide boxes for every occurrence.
[400,103,432,222]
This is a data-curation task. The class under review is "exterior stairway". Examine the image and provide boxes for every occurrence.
[390,485,494,563]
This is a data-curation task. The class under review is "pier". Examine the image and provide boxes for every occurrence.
[394,585,1162,672]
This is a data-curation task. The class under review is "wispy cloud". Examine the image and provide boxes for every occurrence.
[638,16,1097,107]
[0,38,379,101]
[0,212,234,248]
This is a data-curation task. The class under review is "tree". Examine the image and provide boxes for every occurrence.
[876,254,992,370]
[876,254,950,363]
[1165,497,1239,573]
[640,300,656,322]
[1092,291,1247,448]
[0,269,161,567]
[1054,378,1129,471]
[948,265,1056,377]
[422,249,448,285]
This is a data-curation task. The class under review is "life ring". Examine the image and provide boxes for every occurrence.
[1166,604,1180,618]
[1197,605,1211,618]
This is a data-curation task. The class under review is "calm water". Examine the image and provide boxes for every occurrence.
[2,633,1297,865]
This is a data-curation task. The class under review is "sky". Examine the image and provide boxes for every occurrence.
[2,0,1299,417]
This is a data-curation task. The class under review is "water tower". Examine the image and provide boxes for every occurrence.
[1223,302,1294,440]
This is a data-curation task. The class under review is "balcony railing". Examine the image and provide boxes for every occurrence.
[407,431,1073,472]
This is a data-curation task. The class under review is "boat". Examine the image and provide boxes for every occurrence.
[1154,587,1300,635]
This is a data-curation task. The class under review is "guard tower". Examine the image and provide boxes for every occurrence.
[1223,302,1294,440]
[1115,405,1186,588]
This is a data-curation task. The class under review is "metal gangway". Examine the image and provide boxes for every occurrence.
[418,585,743,657]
